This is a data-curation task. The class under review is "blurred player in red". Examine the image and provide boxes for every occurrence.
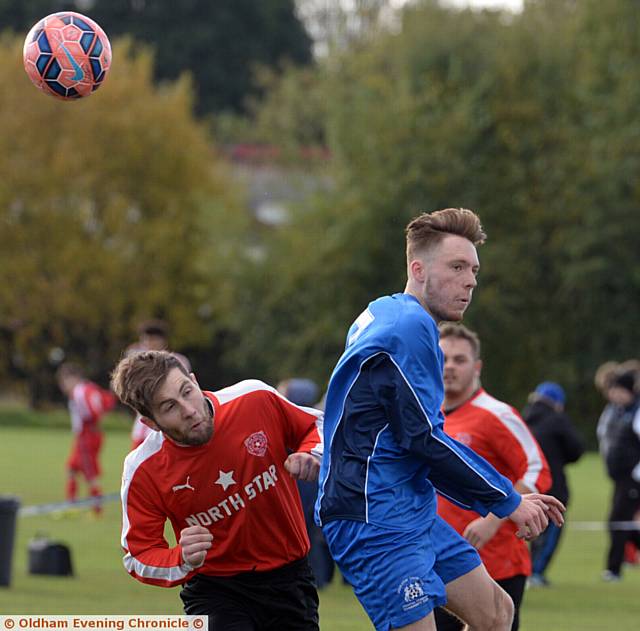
[435,324,551,631]
[56,363,116,515]
[125,319,191,450]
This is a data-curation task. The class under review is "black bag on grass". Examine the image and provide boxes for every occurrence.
[28,536,73,576]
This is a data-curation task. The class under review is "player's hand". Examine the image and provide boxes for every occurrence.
[284,452,320,481]
[179,525,213,568]
[463,515,502,550]
[508,493,565,541]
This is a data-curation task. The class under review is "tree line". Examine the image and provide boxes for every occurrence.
[1,0,639,442]
[222,0,640,440]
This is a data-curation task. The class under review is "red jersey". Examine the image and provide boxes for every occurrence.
[68,381,116,434]
[437,389,551,580]
[121,380,323,587]
[66,380,115,478]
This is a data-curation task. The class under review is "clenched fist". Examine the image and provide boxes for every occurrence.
[179,525,213,568]
[284,452,320,481]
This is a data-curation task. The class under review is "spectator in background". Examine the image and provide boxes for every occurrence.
[435,324,551,631]
[126,319,191,450]
[618,361,640,566]
[277,379,336,589]
[522,382,585,587]
[56,362,116,515]
[596,361,640,567]
[596,368,640,581]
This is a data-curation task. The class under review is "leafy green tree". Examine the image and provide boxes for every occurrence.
[224,0,640,435]
[0,35,246,403]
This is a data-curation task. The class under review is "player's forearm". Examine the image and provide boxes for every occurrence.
[427,426,520,516]
[123,543,196,588]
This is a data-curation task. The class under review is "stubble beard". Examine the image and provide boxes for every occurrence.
[424,280,465,324]
[160,401,214,446]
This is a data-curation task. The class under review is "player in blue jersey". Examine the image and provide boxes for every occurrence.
[315,208,565,631]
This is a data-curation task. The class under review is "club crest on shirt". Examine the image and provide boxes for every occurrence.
[244,431,268,457]
[454,431,472,447]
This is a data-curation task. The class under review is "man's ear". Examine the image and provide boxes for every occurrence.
[409,258,426,283]
[140,416,160,431]
[189,372,201,387]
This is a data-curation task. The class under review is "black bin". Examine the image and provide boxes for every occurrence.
[28,537,73,576]
[0,495,20,587]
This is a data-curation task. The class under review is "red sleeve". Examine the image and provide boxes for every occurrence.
[489,408,551,494]
[121,462,197,587]
[269,391,323,458]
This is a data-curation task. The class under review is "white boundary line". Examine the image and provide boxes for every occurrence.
[568,521,640,531]
[15,497,640,532]
[18,493,120,517]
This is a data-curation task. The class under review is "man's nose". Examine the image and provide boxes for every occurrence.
[465,271,477,289]
[181,401,197,417]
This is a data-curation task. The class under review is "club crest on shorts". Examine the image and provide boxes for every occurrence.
[244,431,268,457]
[397,576,429,611]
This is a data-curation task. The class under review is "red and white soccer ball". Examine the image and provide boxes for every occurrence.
[23,11,112,100]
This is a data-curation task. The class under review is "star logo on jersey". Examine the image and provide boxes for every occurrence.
[215,470,236,491]
[244,431,268,457]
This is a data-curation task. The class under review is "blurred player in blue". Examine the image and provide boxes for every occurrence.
[315,208,565,631]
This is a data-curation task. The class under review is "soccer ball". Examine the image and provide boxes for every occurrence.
[23,11,111,100]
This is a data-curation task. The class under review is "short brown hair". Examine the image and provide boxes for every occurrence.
[439,323,481,359]
[110,350,189,418]
[406,208,486,263]
[594,361,618,393]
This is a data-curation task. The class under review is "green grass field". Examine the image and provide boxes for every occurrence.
[1,410,639,629]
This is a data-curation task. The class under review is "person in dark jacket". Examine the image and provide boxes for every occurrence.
[596,370,640,581]
[522,382,585,586]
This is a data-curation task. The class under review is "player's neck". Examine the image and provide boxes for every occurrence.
[403,286,434,319]
[444,385,480,412]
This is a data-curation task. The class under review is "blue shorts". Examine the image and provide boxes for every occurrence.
[323,516,481,631]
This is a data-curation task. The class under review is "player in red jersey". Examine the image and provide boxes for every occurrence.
[110,350,323,630]
[434,324,551,631]
[56,363,116,515]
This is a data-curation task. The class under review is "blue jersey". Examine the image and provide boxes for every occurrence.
[316,293,521,531]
